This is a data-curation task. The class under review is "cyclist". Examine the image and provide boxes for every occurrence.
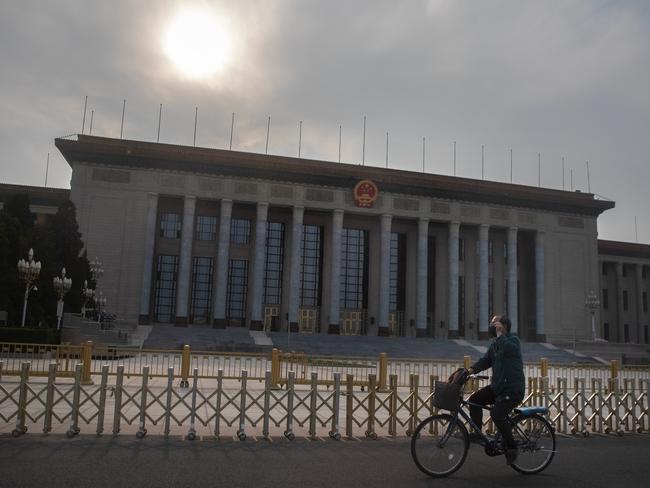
[465,314,525,465]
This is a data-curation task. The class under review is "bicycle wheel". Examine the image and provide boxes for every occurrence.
[509,414,556,474]
[411,414,469,478]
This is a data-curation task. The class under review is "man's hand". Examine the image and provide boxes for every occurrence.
[495,322,506,337]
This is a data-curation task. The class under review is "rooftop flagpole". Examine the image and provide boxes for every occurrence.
[229,112,235,150]
[44,153,49,187]
[120,99,126,139]
[157,104,162,143]
[265,116,270,154]
[81,96,88,134]
[193,107,198,146]
[89,110,94,135]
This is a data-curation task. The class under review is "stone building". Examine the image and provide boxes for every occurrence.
[51,135,649,343]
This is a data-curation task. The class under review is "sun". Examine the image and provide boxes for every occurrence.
[164,8,231,78]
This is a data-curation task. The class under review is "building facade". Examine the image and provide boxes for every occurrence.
[52,135,649,343]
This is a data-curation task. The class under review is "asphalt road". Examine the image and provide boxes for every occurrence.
[1,433,649,488]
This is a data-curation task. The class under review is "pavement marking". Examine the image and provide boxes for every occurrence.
[454,339,487,354]
[541,342,559,350]
[593,356,610,365]
[250,331,273,346]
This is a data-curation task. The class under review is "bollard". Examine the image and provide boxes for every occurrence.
[329,373,341,440]
[12,363,30,437]
[378,353,388,391]
[164,367,174,437]
[136,366,149,438]
[309,372,318,439]
[0,360,3,382]
[271,348,281,387]
[214,369,223,438]
[187,368,199,440]
[67,364,82,438]
[540,357,549,378]
[180,345,191,387]
[237,370,248,441]
[81,340,94,385]
[366,374,377,439]
[610,360,619,380]
[112,366,124,436]
[388,375,397,437]
[284,371,296,440]
[345,374,354,438]
[263,370,271,439]
[96,365,109,435]
[43,363,57,434]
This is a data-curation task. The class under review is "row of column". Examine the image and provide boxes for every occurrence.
[138,193,546,338]
[612,262,647,342]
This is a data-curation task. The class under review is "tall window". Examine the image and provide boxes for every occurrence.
[602,262,607,276]
[301,225,323,307]
[226,259,248,325]
[622,265,627,278]
[643,266,647,279]
[459,238,465,262]
[340,229,368,310]
[602,289,609,310]
[623,290,628,311]
[160,213,181,238]
[389,233,406,312]
[231,218,251,245]
[264,222,285,305]
[154,255,178,322]
[504,243,508,264]
[195,215,217,241]
[190,257,213,324]
[604,322,610,341]
[488,240,494,263]
[643,291,648,313]
[624,324,630,343]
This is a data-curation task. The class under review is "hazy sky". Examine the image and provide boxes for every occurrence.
[1,0,649,243]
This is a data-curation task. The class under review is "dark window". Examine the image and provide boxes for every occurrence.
[488,278,494,319]
[459,238,465,262]
[622,265,627,277]
[231,219,251,245]
[263,222,285,305]
[623,290,628,311]
[154,255,178,322]
[602,262,607,276]
[624,324,630,343]
[195,215,217,241]
[604,322,609,341]
[504,243,508,264]
[644,291,648,313]
[340,229,368,310]
[645,325,649,345]
[459,276,465,328]
[301,225,323,307]
[602,289,609,310]
[160,213,181,238]
[488,239,493,264]
[643,266,647,279]
[226,259,248,324]
[389,233,406,312]
[190,257,213,324]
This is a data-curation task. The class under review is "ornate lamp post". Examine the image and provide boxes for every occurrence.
[17,248,41,327]
[585,290,601,342]
[95,290,107,325]
[53,268,72,330]
[81,280,95,319]
[89,256,104,283]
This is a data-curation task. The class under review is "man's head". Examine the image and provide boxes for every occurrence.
[489,315,512,337]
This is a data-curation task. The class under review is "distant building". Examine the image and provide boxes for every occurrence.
[0,183,69,225]
[17,133,642,344]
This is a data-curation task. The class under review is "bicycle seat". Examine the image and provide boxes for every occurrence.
[513,406,548,416]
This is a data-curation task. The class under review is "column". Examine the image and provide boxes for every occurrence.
[249,202,269,331]
[378,214,392,336]
[507,227,518,334]
[288,206,304,333]
[212,199,232,328]
[328,209,344,334]
[636,264,643,343]
[535,231,545,342]
[615,262,623,342]
[447,221,460,338]
[138,192,158,324]
[175,195,196,326]
[478,224,489,340]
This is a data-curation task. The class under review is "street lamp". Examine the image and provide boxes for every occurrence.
[17,248,41,327]
[53,267,72,330]
[89,256,104,283]
[95,290,107,325]
[585,290,601,342]
[81,280,95,319]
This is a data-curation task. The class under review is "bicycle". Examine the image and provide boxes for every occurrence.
[411,374,556,477]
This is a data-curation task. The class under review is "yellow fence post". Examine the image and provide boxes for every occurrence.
[541,357,548,378]
[610,359,619,380]
[180,344,191,387]
[81,340,94,385]
[378,352,388,391]
[271,348,280,387]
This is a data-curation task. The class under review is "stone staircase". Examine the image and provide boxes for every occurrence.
[61,314,152,348]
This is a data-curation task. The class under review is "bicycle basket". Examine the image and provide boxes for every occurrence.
[433,381,462,411]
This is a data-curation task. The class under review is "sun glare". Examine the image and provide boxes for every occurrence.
[164,8,231,78]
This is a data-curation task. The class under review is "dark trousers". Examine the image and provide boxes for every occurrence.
[468,386,522,449]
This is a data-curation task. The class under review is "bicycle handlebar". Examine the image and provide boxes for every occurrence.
[470,374,489,380]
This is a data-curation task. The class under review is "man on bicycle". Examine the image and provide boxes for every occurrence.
[466,314,525,465]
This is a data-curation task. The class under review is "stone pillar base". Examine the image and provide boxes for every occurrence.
[448,330,460,339]
[212,318,226,329]
[328,323,340,335]
[535,334,547,343]
[377,326,390,337]
[289,322,299,333]
[478,331,490,341]
[415,328,429,338]
[249,320,263,331]
[138,314,150,325]
[174,316,188,327]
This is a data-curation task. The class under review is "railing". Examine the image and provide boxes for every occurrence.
[1,360,648,439]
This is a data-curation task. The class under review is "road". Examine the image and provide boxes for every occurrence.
[1,433,649,487]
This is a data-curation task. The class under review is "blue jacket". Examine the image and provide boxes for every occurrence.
[471,333,525,397]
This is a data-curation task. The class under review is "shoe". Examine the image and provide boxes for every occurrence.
[468,432,484,444]
[505,447,518,465]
